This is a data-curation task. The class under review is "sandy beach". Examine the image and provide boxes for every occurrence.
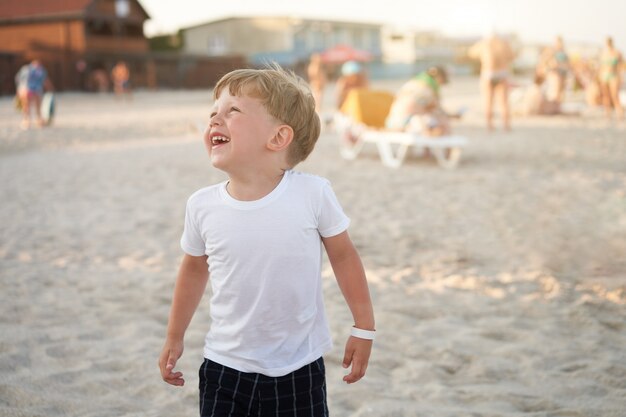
[1,77,625,417]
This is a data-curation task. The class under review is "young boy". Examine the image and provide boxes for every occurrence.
[158,65,375,417]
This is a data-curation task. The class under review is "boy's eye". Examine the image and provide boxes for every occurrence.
[209,107,240,119]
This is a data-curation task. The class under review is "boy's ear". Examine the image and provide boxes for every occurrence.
[267,125,294,151]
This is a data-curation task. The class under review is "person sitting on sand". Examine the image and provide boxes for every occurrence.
[336,60,369,109]
[572,58,603,108]
[469,32,516,131]
[385,66,456,137]
[517,73,580,117]
[159,64,375,417]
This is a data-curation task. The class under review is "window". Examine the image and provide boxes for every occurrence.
[115,0,130,18]
[208,35,227,55]
[87,19,113,36]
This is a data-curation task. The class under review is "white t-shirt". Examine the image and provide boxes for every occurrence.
[180,170,350,376]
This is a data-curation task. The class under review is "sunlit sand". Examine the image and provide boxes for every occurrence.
[1,77,624,416]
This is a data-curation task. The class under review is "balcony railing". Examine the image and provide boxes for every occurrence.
[86,35,148,53]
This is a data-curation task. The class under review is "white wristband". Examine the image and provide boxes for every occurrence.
[350,326,376,340]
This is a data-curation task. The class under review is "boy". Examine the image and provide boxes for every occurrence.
[158,65,375,417]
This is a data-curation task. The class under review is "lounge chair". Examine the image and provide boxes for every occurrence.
[335,89,468,169]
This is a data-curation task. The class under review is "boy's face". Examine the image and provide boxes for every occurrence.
[206,88,282,172]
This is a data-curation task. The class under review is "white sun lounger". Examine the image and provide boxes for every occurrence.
[334,113,468,170]
[334,89,469,169]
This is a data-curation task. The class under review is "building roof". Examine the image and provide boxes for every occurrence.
[0,0,93,20]
[182,15,382,32]
[0,0,149,23]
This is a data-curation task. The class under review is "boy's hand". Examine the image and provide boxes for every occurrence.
[342,336,372,384]
[159,338,185,386]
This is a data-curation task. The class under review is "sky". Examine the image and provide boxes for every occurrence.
[140,0,626,49]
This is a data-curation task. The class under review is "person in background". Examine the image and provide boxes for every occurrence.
[598,36,624,120]
[518,73,580,116]
[307,53,327,112]
[541,36,571,105]
[111,61,132,99]
[469,32,516,131]
[569,58,603,109]
[336,60,369,109]
[14,60,53,129]
[91,67,110,93]
[76,59,88,91]
[385,66,454,137]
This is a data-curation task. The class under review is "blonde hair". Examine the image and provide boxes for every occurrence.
[213,64,321,167]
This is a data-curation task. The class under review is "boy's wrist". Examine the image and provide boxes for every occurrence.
[166,331,185,340]
[353,319,375,331]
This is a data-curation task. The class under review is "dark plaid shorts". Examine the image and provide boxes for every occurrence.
[199,357,329,417]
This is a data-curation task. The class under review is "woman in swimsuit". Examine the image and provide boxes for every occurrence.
[545,36,570,104]
[598,37,624,119]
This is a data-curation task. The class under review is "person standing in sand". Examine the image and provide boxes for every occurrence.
[307,52,327,112]
[469,33,516,131]
[158,65,375,417]
[544,36,571,105]
[14,60,53,129]
[111,60,131,99]
[336,60,369,109]
[598,36,624,120]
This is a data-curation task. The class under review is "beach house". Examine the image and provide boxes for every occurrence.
[0,0,150,93]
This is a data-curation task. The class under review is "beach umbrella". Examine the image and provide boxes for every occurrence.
[320,44,373,64]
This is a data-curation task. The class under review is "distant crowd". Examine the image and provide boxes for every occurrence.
[513,35,624,121]
[14,35,623,133]
[309,34,623,140]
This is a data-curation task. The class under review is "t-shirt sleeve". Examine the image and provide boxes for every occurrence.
[180,197,206,256]
[318,182,350,238]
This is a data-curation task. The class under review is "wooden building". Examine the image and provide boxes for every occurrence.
[0,0,245,94]
[0,0,151,93]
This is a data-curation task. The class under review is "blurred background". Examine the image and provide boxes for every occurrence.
[1,0,625,94]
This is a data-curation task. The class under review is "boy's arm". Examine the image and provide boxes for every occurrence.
[322,231,375,384]
[159,253,209,387]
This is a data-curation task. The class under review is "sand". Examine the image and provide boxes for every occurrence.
[1,78,625,417]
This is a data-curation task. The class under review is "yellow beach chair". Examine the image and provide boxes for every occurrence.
[336,89,468,169]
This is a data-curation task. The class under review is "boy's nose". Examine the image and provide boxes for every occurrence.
[210,112,223,126]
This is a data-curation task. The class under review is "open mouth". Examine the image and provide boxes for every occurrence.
[211,135,230,146]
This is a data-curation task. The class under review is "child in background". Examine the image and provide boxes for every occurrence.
[158,65,375,417]
[336,60,369,109]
